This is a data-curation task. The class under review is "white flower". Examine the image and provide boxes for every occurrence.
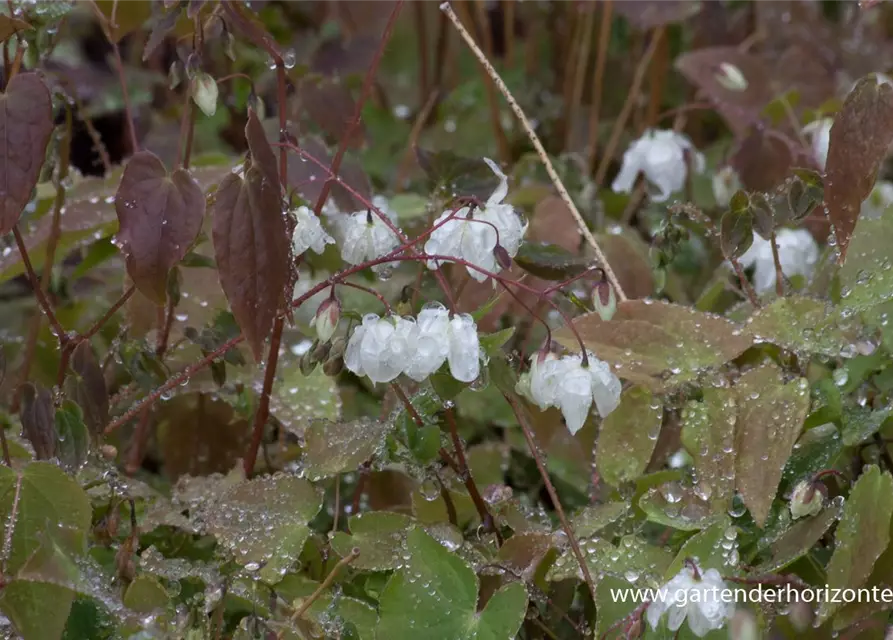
[291,206,335,256]
[403,303,482,383]
[737,229,818,294]
[403,304,451,381]
[338,205,401,266]
[861,181,893,220]
[612,129,705,202]
[646,562,734,637]
[345,306,482,384]
[802,118,833,170]
[425,158,527,282]
[344,314,415,384]
[446,312,481,382]
[523,351,621,434]
[789,480,824,519]
[711,166,741,208]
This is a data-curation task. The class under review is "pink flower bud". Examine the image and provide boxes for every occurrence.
[593,280,616,321]
[494,244,512,270]
[314,297,341,342]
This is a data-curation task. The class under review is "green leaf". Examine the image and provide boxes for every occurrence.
[302,418,392,480]
[556,300,752,389]
[638,481,718,531]
[123,575,170,614]
[779,423,843,496]
[841,406,892,446]
[680,383,736,514]
[268,355,342,437]
[479,327,515,356]
[547,535,672,585]
[757,503,842,573]
[571,501,630,539]
[665,517,735,578]
[54,401,90,470]
[376,528,527,639]
[330,512,414,571]
[414,147,501,200]
[720,208,755,259]
[734,363,810,527]
[818,465,893,623]
[0,462,92,574]
[838,206,893,312]
[0,581,74,640]
[597,386,662,486]
[206,475,322,583]
[745,296,860,357]
[514,243,589,280]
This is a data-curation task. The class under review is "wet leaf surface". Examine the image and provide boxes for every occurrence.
[758,503,842,573]
[64,340,109,438]
[557,300,752,388]
[330,512,414,571]
[818,465,893,623]
[0,73,53,236]
[302,418,391,480]
[734,363,810,527]
[114,151,206,304]
[826,77,893,261]
[746,295,861,357]
[206,474,322,584]
[212,111,290,360]
[376,528,527,639]
[596,386,662,487]
[681,383,737,514]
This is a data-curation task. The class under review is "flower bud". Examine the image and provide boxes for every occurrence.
[314,297,341,342]
[311,339,331,363]
[299,348,317,376]
[329,336,347,360]
[711,166,741,208]
[729,609,758,640]
[789,480,824,519]
[323,354,344,377]
[787,600,813,632]
[715,62,748,92]
[100,444,118,460]
[593,280,617,321]
[191,71,218,117]
[494,244,512,270]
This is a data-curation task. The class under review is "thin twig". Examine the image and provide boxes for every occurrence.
[441,2,628,302]
[769,230,784,298]
[504,393,597,605]
[12,227,66,340]
[81,285,136,341]
[279,548,360,639]
[110,41,138,153]
[566,5,595,151]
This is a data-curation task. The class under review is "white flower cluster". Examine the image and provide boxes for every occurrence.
[425,158,527,282]
[612,129,705,202]
[738,229,818,294]
[328,195,402,267]
[646,562,734,637]
[345,303,481,384]
[516,351,621,434]
[291,206,335,256]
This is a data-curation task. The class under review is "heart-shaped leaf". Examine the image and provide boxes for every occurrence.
[0,73,53,236]
[211,110,289,360]
[826,76,893,262]
[114,151,205,304]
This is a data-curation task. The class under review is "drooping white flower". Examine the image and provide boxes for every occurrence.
[646,562,734,637]
[344,314,415,384]
[403,303,451,382]
[338,206,401,266]
[611,129,705,202]
[425,158,527,282]
[523,351,621,434]
[789,480,824,519]
[711,166,742,208]
[737,228,819,294]
[291,205,335,256]
[861,181,893,220]
[802,118,833,170]
[446,312,481,382]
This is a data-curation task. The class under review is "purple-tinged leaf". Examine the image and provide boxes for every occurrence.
[825,76,893,262]
[65,341,109,438]
[19,383,56,460]
[114,151,206,304]
[0,73,53,236]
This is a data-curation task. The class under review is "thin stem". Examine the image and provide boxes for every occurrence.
[504,393,597,605]
[445,407,501,543]
[313,0,404,215]
[730,257,761,308]
[12,227,66,340]
[339,281,392,314]
[392,383,424,427]
[331,475,341,534]
[244,318,283,477]
[124,406,153,475]
[110,41,138,152]
[414,2,430,103]
[441,2,628,302]
[586,0,612,171]
[593,26,665,190]
[155,297,176,357]
[769,230,784,298]
[0,426,10,467]
[82,285,136,341]
[279,548,360,638]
